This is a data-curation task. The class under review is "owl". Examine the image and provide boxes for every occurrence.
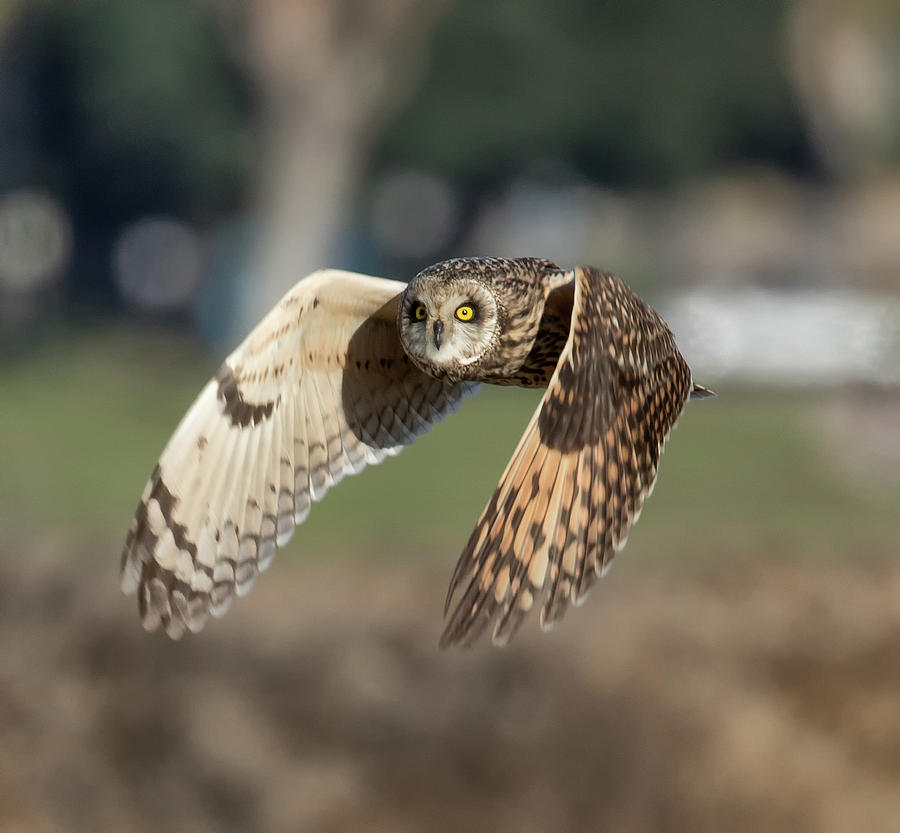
[121,257,713,646]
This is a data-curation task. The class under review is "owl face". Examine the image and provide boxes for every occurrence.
[398,276,500,372]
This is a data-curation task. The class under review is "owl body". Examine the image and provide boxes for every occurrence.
[121,256,711,646]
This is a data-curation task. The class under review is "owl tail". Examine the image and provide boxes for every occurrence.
[690,382,717,400]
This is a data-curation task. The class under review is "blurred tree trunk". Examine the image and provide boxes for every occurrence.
[211,0,448,331]
[786,0,900,181]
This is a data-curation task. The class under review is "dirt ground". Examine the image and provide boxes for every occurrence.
[3,542,900,833]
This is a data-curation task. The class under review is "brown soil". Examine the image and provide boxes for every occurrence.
[3,544,900,833]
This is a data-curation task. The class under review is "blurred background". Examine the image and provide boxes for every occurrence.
[1,0,899,830]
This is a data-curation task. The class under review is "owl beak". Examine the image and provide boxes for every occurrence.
[432,320,444,350]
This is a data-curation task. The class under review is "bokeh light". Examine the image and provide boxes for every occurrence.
[113,217,203,313]
[0,189,71,293]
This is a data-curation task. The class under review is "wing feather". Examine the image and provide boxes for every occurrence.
[274,390,296,548]
[122,269,480,637]
[291,381,312,525]
[303,372,333,500]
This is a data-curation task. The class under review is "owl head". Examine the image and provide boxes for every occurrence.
[398,260,502,376]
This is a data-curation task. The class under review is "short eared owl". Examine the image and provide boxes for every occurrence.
[121,257,712,646]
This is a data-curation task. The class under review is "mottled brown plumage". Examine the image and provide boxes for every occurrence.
[121,258,709,645]
[439,266,693,646]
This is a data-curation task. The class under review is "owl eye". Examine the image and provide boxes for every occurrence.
[413,304,427,321]
[455,304,475,322]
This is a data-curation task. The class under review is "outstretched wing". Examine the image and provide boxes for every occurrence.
[441,266,692,647]
[121,269,479,638]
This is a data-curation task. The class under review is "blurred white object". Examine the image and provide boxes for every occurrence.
[0,189,72,292]
[665,287,900,386]
[114,217,203,313]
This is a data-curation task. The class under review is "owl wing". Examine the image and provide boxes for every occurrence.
[440,265,693,647]
[121,269,479,638]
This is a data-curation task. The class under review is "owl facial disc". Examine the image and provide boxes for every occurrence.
[398,277,499,373]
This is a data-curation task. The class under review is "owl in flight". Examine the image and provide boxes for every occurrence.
[121,257,712,647]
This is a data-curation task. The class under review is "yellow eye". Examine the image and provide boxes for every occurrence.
[414,304,427,321]
[455,305,475,321]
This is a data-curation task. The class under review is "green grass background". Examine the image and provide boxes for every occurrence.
[2,326,896,568]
